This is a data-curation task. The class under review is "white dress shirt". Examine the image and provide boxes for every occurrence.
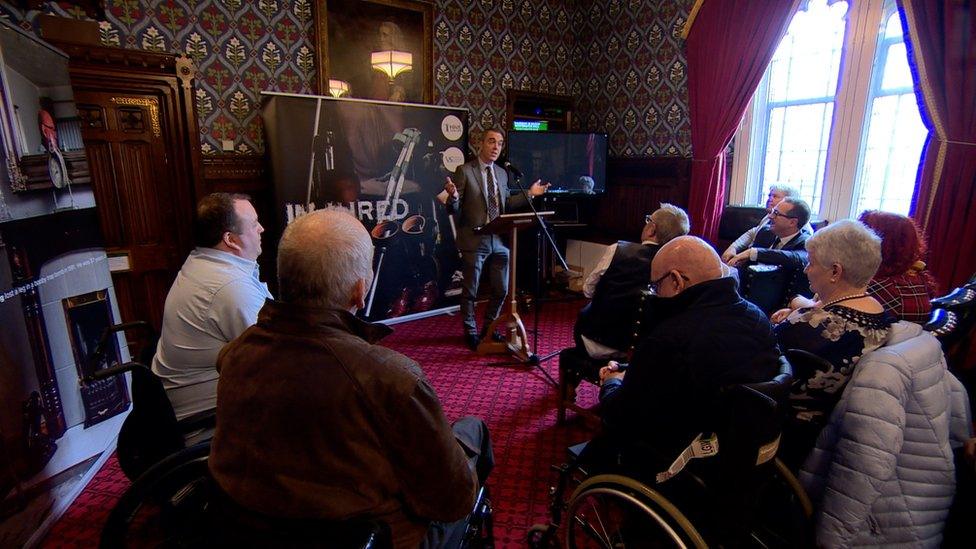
[151,247,272,420]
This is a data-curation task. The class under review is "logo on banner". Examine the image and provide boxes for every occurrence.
[442,147,464,172]
[284,200,410,225]
[441,115,463,141]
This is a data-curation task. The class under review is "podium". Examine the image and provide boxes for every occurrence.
[475,211,555,361]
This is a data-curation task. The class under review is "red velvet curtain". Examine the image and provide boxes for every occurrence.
[900,0,976,290]
[684,0,802,241]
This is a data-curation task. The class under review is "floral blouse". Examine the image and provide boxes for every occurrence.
[774,304,894,423]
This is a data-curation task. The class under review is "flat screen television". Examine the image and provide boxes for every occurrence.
[505,131,608,195]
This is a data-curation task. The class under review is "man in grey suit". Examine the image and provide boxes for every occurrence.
[444,128,549,350]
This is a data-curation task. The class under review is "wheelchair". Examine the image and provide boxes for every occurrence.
[528,356,814,548]
[101,440,494,548]
[84,321,216,480]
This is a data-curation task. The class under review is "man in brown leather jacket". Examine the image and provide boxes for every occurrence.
[209,209,492,548]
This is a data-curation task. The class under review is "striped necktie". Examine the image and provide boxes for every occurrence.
[485,165,499,220]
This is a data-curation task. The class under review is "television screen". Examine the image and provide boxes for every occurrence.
[506,131,608,195]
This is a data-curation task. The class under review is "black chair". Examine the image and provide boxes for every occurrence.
[926,284,976,347]
[530,356,814,548]
[558,289,655,424]
[101,441,393,549]
[84,322,215,480]
[717,205,767,251]
[740,263,792,315]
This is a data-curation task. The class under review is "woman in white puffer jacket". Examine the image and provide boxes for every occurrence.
[800,321,972,547]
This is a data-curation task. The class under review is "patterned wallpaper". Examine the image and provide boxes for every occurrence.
[0,0,692,157]
[0,0,317,155]
[432,0,577,138]
[573,0,693,156]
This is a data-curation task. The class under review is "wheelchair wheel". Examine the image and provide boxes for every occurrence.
[100,442,212,548]
[748,459,814,548]
[564,474,707,549]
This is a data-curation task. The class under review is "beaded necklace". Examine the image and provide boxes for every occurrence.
[822,292,868,309]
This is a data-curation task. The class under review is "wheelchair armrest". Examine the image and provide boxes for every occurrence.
[931,286,976,310]
[178,408,217,435]
[738,355,793,405]
[88,321,156,376]
[84,360,150,384]
[923,308,957,337]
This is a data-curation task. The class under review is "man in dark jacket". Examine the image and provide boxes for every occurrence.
[209,210,492,549]
[727,197,814,307]
[596,236,780,473]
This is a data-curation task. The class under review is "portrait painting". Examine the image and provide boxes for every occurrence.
[315,0,433,104]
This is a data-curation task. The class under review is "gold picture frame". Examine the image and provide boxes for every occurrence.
[314,0,433,104]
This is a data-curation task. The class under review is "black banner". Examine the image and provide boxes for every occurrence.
[262,93,468,322]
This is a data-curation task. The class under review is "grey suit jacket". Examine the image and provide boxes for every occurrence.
[447,159,529,251]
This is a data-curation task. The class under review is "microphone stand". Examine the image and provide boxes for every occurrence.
[504,166,570,385]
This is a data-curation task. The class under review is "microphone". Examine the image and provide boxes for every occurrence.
[502,160,523,178]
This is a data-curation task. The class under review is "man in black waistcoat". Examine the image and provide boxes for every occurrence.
[574,203,690,359]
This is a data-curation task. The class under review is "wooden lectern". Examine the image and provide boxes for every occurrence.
[474,211,555,361]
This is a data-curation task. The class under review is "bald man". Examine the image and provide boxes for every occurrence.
[210,210,492,549]
[592,236,780,473]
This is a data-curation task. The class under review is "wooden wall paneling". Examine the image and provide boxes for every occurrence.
[48,41,204,334]
[590,157,691,242]
[201,153,277,291]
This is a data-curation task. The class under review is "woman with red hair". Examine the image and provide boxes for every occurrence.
[858,210,938,323]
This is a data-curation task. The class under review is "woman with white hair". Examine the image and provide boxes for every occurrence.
[771,220,895,466]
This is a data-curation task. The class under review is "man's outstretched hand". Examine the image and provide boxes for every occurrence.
[444,177,459,199]
[528,179,551,197]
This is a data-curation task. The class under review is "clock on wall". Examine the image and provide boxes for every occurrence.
[47,149,69,189]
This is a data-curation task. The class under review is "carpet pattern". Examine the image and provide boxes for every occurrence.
[41,298,601,547]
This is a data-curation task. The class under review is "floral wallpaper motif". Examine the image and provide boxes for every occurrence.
[573,0,693,156]
[431,0,577,141]
[0,0,693,157]
[1,0,316,155]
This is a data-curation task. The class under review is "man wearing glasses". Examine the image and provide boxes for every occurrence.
[576,204,690,359]
[726,197,811,267]
[726,197,813,305]
[590,236,780,473]
[721,185,803,263]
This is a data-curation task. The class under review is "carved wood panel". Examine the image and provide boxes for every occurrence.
[74,88,184,332]
[52,41,203,337]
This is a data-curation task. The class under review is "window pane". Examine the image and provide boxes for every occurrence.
[853,7,927,217]
[767,1,848,103]
[883,10,903,39]
[880,43,913,91]
[854,94,925,215]
[761,103,831,211]
[754,0,847,211]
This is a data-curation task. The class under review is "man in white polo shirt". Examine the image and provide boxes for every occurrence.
[151,193,272,426]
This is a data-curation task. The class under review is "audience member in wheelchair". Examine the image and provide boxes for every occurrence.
[151,193,272,436]
[770,220,895,468]
[859,210,939,323]
[721,184,808,263]
[208,210,492,549]
[574,203,690,360]
[586,236,781,476]
[798,318,972,547]
[726,197,814,300]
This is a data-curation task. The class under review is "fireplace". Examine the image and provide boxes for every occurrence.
[62,290,129,427]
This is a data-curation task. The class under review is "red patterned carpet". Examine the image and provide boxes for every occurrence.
[40,298,600,548]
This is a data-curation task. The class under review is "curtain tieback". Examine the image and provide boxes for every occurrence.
[940,138,976,147]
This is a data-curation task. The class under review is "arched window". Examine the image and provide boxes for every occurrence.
[731,0,926,219]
